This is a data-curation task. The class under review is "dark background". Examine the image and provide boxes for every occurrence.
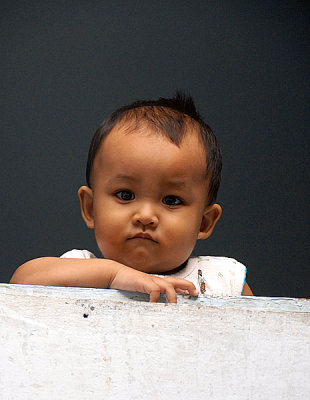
[1,0,309,297]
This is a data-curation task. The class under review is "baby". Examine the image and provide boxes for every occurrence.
[10,92,252,301]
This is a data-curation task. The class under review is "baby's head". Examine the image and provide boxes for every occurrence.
[79,92,222,273]
[86,92,222,205]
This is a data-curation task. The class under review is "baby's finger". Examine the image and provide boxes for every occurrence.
[163,284,177,303]
[175,288,190,294]
[165,277,199,297]
[149,287,161,303]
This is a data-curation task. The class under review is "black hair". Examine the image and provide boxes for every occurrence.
[86,91,222,204]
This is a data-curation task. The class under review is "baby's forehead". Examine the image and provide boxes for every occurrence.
[96,121,208,177]
[111,113,204,148]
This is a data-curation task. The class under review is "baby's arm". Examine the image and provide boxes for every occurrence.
[10,258,198,303]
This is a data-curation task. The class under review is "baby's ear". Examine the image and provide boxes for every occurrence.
[198,204,222,240]
[78,186,95,229]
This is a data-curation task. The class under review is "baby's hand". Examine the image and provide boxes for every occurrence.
[110,266,198,303]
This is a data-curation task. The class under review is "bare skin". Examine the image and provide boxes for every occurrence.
[10,257,199,303]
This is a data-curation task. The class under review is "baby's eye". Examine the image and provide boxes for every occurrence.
[115,190,135,201]
[162,195,183,206]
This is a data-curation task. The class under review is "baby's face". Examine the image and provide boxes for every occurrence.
[82,123,215,274]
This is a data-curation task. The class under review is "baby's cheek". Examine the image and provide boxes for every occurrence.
[174,218,198,239]
[168,225,196,254]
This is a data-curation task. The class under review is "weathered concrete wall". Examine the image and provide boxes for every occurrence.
[0,284,309,399]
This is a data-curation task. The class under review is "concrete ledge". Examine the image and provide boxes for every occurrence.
[0,284,309,399]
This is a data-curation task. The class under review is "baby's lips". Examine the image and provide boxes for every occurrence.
[130,232,158,242]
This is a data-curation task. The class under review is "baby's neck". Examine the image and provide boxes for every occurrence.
[160,259,188,275]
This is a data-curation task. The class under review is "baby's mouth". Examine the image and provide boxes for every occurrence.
[129,233,158,243]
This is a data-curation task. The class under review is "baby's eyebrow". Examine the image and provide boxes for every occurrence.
[108,174,189,189]
[164,180,187,189]
[111,174,138,182]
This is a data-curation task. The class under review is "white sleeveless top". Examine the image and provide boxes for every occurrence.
[61,249,247,296]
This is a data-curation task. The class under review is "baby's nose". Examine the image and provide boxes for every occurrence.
[133,204,159,227]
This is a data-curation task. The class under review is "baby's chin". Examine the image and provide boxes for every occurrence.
[100,248,188,274]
